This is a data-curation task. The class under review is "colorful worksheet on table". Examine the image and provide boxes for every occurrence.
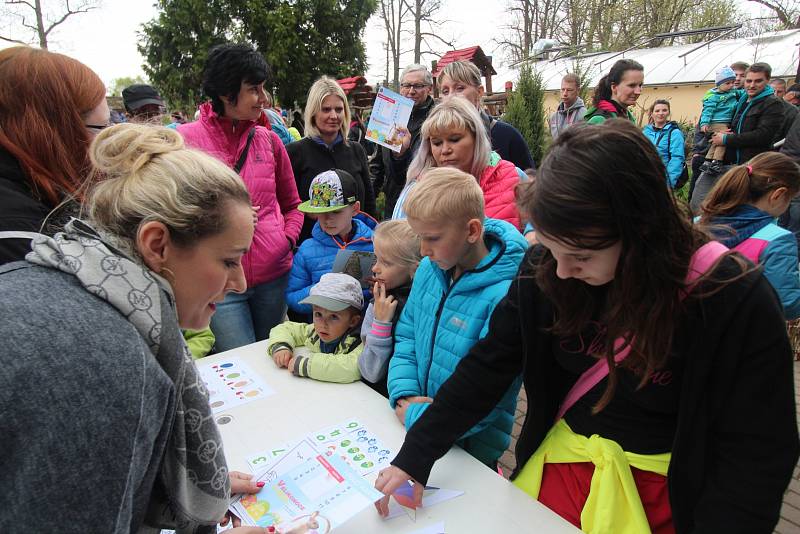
[198,356,275,414]
[231,439,383,531]
[306,418,395,476]
[365,87,414,153]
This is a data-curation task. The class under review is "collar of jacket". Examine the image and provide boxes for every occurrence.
[197,101,265,136]
[558,97,585,113]
[311,133,343,149]
[412,96,435,118]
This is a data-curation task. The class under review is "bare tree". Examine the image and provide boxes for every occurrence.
[747,0,800,29]
[409,0,455,63]
[1,0,99,50]
[379,0,412,89]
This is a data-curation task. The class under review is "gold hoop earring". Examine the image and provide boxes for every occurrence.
[159,267,176,286]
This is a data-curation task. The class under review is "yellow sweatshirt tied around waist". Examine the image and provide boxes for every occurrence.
[513,419,671,534]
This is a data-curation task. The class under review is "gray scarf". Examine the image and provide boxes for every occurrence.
[26,219,229,533]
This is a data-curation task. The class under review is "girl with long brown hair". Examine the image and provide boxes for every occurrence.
[698,152,800,318]
[0,46,108,264]
[375,119,798,533]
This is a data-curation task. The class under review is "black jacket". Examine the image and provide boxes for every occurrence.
[0,147,52,265]
[724,90,785,164]
[391,246,799,533]
[782,110,800,162]
[286,136,377,243]
[370,96,435,219]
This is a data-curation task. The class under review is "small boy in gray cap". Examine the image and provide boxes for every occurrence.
[268,273,364,383]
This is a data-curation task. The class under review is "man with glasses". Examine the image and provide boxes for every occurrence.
[370,64,435,219]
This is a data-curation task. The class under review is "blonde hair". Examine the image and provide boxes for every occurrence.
[439,60,482,88]
[404,167,484,224]
[406,97,491,181]
[83,123,251,258]
[373,220,422,277]
[304,76,351,142]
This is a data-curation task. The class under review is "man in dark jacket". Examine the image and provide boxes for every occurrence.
[370,64,435,219]
[779,112,800,249]
[709,62,784,165]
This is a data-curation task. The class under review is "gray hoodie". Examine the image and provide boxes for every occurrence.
[549,97,587,140]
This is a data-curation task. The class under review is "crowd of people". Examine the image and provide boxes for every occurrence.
[1,41,800,534]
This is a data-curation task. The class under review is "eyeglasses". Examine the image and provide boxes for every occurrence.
[400,83,430,90]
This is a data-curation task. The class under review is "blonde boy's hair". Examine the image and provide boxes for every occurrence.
[404,167,484,224]
[373,220,422,274]
[304,76,351,142]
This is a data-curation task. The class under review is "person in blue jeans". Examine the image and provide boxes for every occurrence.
[179,43,304,352]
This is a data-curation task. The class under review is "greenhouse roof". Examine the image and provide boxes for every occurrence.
[493,29,800,90]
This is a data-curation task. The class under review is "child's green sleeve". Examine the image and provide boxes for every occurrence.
[183,328,215,359]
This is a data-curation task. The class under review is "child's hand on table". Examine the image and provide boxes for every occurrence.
[394,396,433,425]
[272,348,293,368]
[374,466,423,517]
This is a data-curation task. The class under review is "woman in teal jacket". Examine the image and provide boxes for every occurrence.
[643,100,685,188]
[388,217,527,467]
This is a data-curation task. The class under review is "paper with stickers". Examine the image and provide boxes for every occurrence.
[231,438,383,530]
[198,357,275,414]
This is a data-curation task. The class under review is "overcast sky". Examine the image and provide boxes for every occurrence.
[0,0,769,90]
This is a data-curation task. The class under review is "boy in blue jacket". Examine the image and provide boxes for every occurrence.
[700,66,744,174]
[286,169,374,317]
[387,167,527,468]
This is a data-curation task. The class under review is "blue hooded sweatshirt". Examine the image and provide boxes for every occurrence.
[642,121,685,188]
[388,218,527,466]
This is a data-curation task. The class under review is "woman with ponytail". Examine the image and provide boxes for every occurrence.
[0,124,265,533]
[375,119,798,534]
[699,152,800,318]
[584,59,644,124]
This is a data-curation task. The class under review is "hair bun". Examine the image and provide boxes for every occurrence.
[90,123,185,177]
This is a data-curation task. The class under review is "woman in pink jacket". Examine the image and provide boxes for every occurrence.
[179,43,303,351]
[392,97,522,228]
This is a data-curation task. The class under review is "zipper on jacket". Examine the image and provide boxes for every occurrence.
[421,274,463,395]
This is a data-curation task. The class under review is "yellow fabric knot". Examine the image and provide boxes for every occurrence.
[513,419,671,534]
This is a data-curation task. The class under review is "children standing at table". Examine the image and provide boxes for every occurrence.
[698,152,800,319]
[387,167,527,468]
[359,220,422,396]
[286,169,374,317]
[269,273,364,383]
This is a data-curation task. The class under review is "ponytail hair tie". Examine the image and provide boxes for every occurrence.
[746,165,753,176]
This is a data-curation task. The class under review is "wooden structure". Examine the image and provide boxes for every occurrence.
[431,46,497,95]
[336,76,377,114]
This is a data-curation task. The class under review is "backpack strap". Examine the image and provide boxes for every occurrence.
[233,127,257,174]
[554,241,728,421]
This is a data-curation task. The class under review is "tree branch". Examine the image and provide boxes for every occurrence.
[0,33,29,45]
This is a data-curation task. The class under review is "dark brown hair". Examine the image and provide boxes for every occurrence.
[518,119,709,412]
[591,59,643,107]
[699,152,800,220]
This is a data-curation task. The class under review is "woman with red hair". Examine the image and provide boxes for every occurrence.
[0,46,108,264]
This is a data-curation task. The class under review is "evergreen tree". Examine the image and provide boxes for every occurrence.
[505,65,546,165]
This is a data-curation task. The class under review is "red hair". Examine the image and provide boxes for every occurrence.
[0,47,105,206]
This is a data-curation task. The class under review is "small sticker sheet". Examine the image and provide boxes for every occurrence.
[198,357,275,414]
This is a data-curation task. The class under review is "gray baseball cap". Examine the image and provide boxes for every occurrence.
[300,273,363,312]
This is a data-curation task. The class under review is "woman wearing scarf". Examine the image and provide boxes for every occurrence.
[0,124,263,533]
